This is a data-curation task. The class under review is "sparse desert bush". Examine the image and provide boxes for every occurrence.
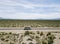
[59,37,60,39]
[42,40,48,44]
[29,42,33,44]
[0,20,60,27]
[30,32,33,34]
[22,42,26,44]
[1,38,5,41]
[46,32,51,36]
[36,31,40,34]
[5,39,9,42]
[40,32,44,36]
[36,36,40,39]
[10,42,14,44]
[24,31,29,36]
[46,33,55,44]
[0,32,19,44]
[0,31,59,44]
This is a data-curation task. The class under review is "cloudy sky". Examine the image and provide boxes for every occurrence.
[0,0,60,19]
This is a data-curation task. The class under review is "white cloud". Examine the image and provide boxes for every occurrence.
[0,0,60,19]
[0,0,60,9]
[0,0,34,8]
[0,12,60,19]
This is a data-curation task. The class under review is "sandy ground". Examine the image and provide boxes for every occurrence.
[0,30,60,33]
[0,28,60,44]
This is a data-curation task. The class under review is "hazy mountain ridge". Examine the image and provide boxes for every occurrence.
[0,17,60,20]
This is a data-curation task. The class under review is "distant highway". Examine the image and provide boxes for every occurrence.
[0,27,60,30]
[0,27,24,30]
[32,27,60,30]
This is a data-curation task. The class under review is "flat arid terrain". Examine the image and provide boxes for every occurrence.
[0,20,60,44]
[0,30,60,44]
[0,0,60,44]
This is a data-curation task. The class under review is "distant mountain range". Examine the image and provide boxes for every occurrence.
[0,17,60,20]
[0,17,11,20]
[55,18,60,20]
[37,18,60,20]
[0,17,3,19]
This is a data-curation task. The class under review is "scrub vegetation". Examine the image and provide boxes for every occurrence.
[0,31,60,44]
[0,20,60,27]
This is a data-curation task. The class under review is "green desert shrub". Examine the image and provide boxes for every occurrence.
[22,42,26,44]
[37,31,40,34]
[47,34,55,44]
[5,39,9,42]
[42,40,48,44]
[1,38,5,41]
[59,37,60,39]
[24,31,29,36]
[10,42,14,44]
[29,42,33,44]
[48,39,53,44]
[6,35,9,38]
[46,32,51,36]
[9,32,12,34]
[40,32,44,36]
[29,32,33,34]
[36,36,39,38]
